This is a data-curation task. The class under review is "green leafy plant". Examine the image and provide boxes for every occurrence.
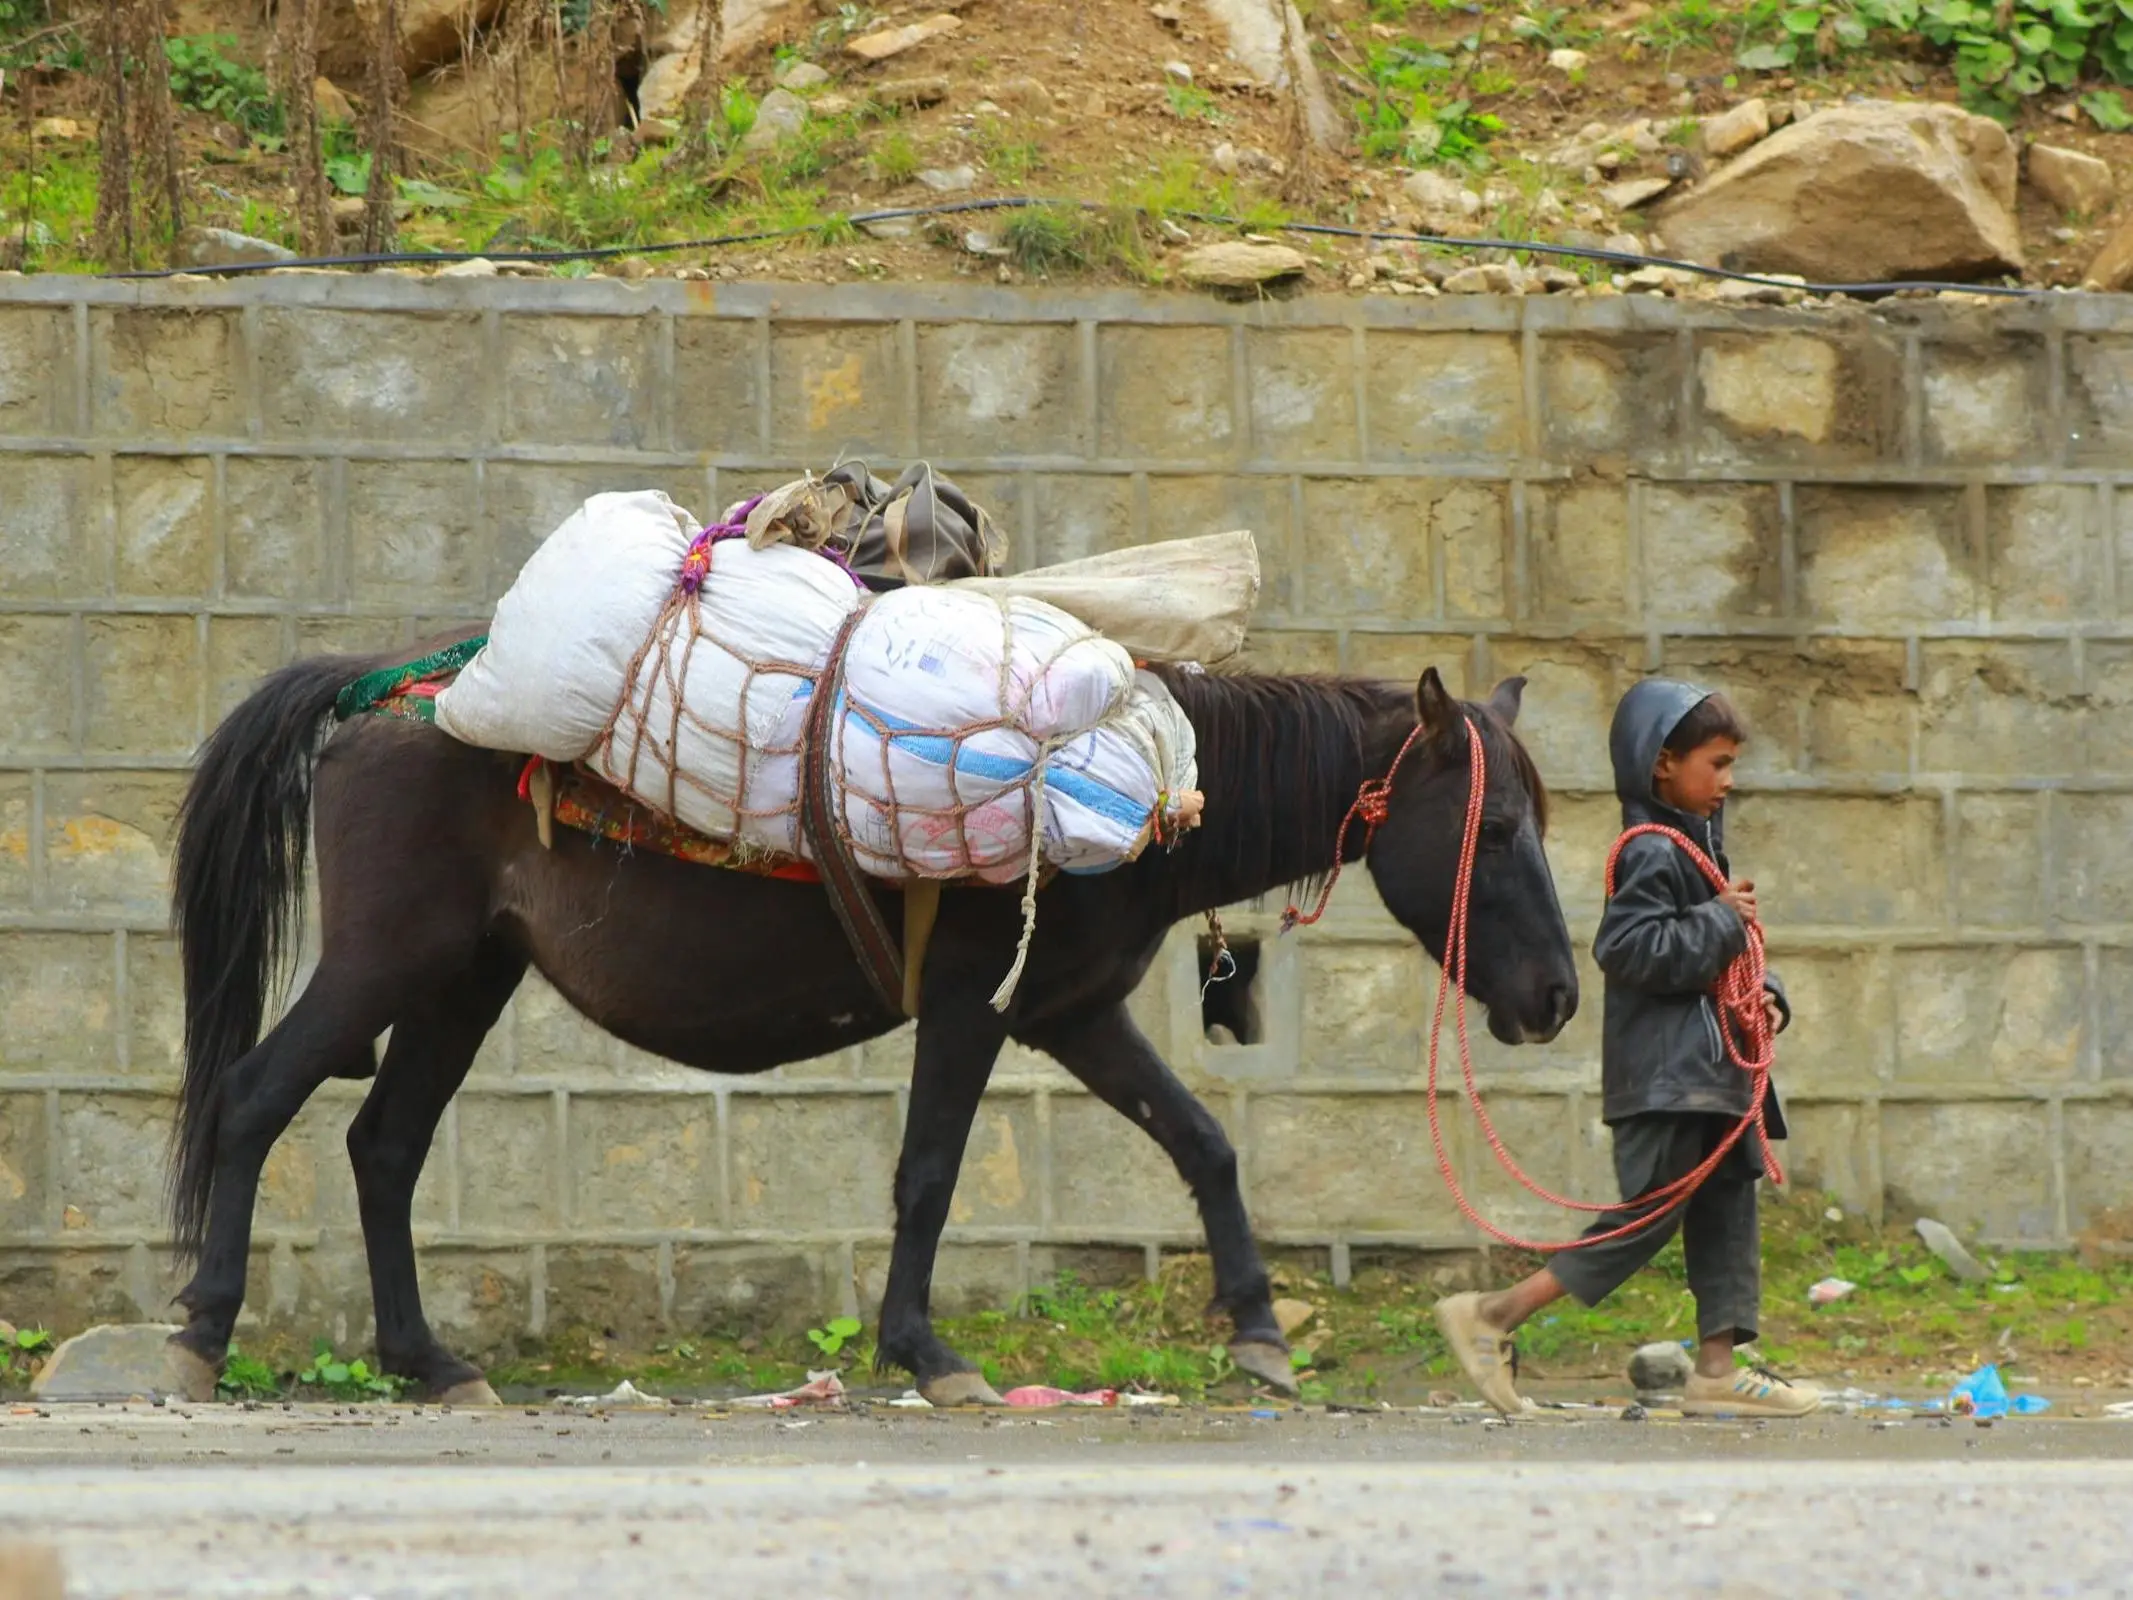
[164,34,282,140]
[1737,0,2133,118]
[1351,43,1500,168]
[0,1327,53,1384]
[217,1346,281,1399]
[1632,0,1735,51]
[298,1340,401,1400]
[2083,84,2133,125]
[806,1316,864,1358]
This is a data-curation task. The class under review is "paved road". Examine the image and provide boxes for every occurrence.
[3,1405,2131,1597]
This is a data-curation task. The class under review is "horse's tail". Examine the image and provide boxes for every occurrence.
[169,654,374,1257]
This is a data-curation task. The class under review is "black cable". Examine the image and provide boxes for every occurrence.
[108,193,2044,299]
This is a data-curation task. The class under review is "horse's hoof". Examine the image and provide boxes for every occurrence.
[435,1378,502,1407]
[162,1339,222,1404]
[1228,1339,1300,1396]
[918,1371,1006,1407]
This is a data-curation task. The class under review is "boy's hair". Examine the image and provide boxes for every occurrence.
[1662,692,1748,755]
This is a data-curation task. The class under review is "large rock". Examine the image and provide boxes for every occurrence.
[2083,213,2133,290]
[407,48,594,158]
[317,0,509,84]
[1627,1341,1693,1393]
[28,1323,193,1402]
[1700,97,1769,159]
[1179,240,1307,290]
[178,227,296,269]
[635,52,700,123]
[1652,101,2023,283]
[1197,0,1340,149]
[1405,167,1483,231]
[2029,143,2113,215]
[740,87,808,151]
[647,0,805,59]
[846,12,960,62]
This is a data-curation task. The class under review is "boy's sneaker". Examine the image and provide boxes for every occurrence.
[1682,1365,1822,1417]
[1434,1292,1523,1416]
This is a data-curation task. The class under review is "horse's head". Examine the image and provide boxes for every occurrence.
[1365,668,1577,1045]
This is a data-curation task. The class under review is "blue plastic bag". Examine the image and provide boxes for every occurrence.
[1949,1364,2049,1418]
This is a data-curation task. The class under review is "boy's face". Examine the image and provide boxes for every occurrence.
[1653,736,1740,817]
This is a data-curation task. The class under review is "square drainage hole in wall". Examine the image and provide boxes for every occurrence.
[1199,933,1263,1046]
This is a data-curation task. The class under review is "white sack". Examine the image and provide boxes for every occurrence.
[829,586,1197,882]
[595,536,862,854]
[948,529,1261,667]
[435,489,698,760]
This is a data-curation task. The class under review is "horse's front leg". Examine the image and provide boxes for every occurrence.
[873,996,1010,1406]
[1019,1000,1296,1394]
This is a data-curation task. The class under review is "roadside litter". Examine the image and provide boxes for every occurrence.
[1947,1365,2050,1418]
[558,1379,663,1409]
[1824,1365,2051,1417]
[999,1386,1181,1408]
[730,1371,847,1410]
[1005,1385,1115,1407]
[1808,1277,1857,1306]
[1915,1218,1990,1282]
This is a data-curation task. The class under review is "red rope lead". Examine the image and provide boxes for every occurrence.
[1280,722,1429,933]
[1410,720,1783,1252]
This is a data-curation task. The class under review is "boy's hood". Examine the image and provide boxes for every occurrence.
[1610,677,1724,848]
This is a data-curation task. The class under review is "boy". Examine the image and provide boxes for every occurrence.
[1433,678,1820,1418]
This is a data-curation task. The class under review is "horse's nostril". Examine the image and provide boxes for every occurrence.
[1547,983,1578,1029]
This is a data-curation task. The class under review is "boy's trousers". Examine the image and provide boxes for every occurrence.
[1547,1112,1765,1344]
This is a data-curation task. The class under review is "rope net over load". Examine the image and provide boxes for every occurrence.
[434,471,1249,899]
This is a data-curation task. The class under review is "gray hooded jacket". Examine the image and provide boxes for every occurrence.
[1593,678,1789,1133]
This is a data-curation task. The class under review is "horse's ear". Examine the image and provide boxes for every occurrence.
[1486,675,1528,728]
[1415,667,1459,737]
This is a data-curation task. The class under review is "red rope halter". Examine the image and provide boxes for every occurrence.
[1289,714,1784,1251]
[1279,722,1430,933]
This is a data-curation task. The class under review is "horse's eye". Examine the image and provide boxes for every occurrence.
[1478,817,1514,850]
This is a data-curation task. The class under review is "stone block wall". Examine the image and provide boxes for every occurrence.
[1,273,2127,1349]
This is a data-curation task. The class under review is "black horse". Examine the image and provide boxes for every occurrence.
[163,657,1577,1404]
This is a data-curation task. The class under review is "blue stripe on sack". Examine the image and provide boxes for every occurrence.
[835,693,1153,834]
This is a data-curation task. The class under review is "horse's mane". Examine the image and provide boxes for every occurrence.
[1150,668,1549,910]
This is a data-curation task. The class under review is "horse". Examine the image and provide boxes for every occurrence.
[162,656,1577,1406]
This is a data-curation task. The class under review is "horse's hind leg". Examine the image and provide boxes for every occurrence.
[347,941,525,1404]
[874,1000,1012,1406]
[169,971,389,1394]
[1019,1000,1297,1395]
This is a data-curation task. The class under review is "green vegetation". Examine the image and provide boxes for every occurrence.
[8,1199,2127,1405]
[163,33,280,140]
[0,1327,52,1386]
[473,1195,2133,1404]
[1728,0,2133,118]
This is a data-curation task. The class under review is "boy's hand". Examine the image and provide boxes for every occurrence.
[1718,878,1758,926]
[1763,995,1783,1036]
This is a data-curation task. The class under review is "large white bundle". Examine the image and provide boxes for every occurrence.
[830,586,1197,882]
[435,488,1199,886]
[595,537,862,854]
[435,490,698,760]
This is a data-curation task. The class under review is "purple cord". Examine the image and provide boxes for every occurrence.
[679,493,865,594]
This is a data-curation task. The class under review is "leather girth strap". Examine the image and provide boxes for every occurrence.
[801,606,919,1019]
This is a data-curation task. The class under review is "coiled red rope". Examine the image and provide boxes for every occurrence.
[1305,715,1784,1252]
